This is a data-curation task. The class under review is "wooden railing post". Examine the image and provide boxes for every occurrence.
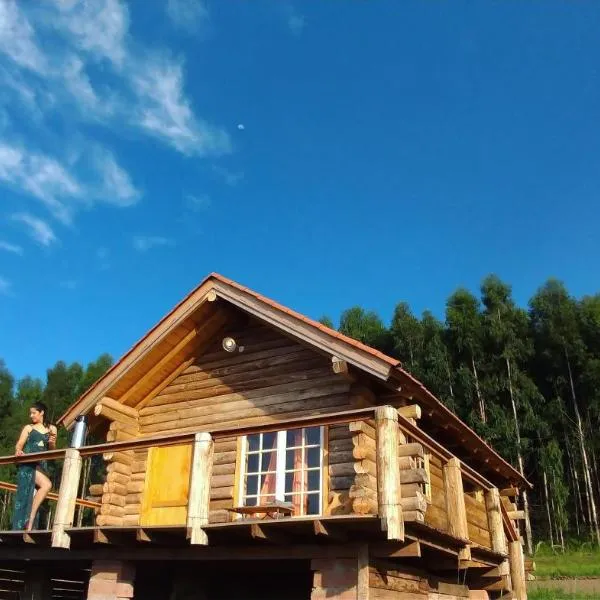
[187,432,213,545]
[51,448,82,549]
[375,406,403,541]
[443,457,470,560]
[509,540,527,600]
[485,487,510,575]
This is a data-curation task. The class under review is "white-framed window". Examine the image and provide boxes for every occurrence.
[238,426,324,516]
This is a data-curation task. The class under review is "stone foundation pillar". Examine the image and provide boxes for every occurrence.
[311,547,369,600]
[86,560,135,600]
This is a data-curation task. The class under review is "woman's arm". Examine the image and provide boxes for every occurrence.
[48,425,57,450]
[15,425,31,456]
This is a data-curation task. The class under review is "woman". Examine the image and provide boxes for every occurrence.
[12,402,57,531]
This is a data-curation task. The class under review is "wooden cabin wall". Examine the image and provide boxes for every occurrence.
[137,323,355,523]
[424,453,448,532]
[465,491,492,549]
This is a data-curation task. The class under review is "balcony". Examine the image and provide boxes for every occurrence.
[0,405,517,570]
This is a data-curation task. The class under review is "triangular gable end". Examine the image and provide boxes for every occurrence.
[59,273,399,428]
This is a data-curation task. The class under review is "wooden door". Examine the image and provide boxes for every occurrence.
[140,444,192,526]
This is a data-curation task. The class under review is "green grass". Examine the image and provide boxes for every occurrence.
[532,543,600,578]
[529,590,600,600]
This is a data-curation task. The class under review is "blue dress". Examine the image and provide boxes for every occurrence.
[12,428,49,530]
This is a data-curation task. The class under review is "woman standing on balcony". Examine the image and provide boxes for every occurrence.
[12,402,57,531]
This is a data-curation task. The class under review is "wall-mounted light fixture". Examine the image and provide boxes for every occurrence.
[222,336,237,352]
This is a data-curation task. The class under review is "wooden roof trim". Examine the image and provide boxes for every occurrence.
[58,280,215,427]
[210,279,394,380]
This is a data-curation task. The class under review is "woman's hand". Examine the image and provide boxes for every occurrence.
[48,426,57,448]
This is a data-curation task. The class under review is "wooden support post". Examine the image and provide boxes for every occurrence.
[51,447,82,549]
[187,432,214,545]
[375,406,403,541]
[357,545,369,600]
[443,457,470,560]
[485,487,507,555]
[509,539,527,600]
[485,487,510,576]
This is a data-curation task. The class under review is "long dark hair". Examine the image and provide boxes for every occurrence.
[31,402,49,426]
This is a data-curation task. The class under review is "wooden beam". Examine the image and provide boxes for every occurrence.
[51,448,82,549]
[443,457,471,561]
[312,520,348,542]
[375,406,403,541]
[500,487,519,497]
[331,356,350,376]
[250,524,289,545]
[186,432,213,546]
[370,540,421,558]
[397,405,421,420]
[507,510,525,521]
[118,326,201,406]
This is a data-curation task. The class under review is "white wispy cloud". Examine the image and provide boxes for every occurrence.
[0,276,12,296]
[0,0,47,73]
[93,149,141,205]
[132,56,230,156]
[211,165,244,186]
[166,0,209,33]
[0,241,23,255]
[0,142,80,223]
[12,213,57,246]
[132,235,173,252]
[0,0,229,237]
[185,193,211,211]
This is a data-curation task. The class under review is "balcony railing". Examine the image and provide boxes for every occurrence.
[0,405,513,559]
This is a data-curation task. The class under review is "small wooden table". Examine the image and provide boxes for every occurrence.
[227,502,294,520]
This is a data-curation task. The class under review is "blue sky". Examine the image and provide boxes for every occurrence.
[1,1,599,381]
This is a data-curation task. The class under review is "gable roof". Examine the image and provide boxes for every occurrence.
[59,272,529,488]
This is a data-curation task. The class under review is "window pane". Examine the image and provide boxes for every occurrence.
[260,451,277,472]
[247,453,259,473]
[307,470,320,492]
[262,432,277,451]
[259,494,276,506]
[259,473,277,495]
[286,429,302,447]
[306,493,320,515]
[245,475,258,496]
[247,435,260,452]
[306,447,320,468]
[285,472,294,493]
[305,427,320,446]
[245,496,257,506]
[286,448,304,470]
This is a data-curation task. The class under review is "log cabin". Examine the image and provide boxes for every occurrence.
[0,273,532,600]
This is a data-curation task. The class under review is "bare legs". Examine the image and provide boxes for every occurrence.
[27,470,51,531]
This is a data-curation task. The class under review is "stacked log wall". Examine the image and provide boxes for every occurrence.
[137,323,353,523]
[399,438,429,524]
[465,491,492,549]
[424,452,448,532]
